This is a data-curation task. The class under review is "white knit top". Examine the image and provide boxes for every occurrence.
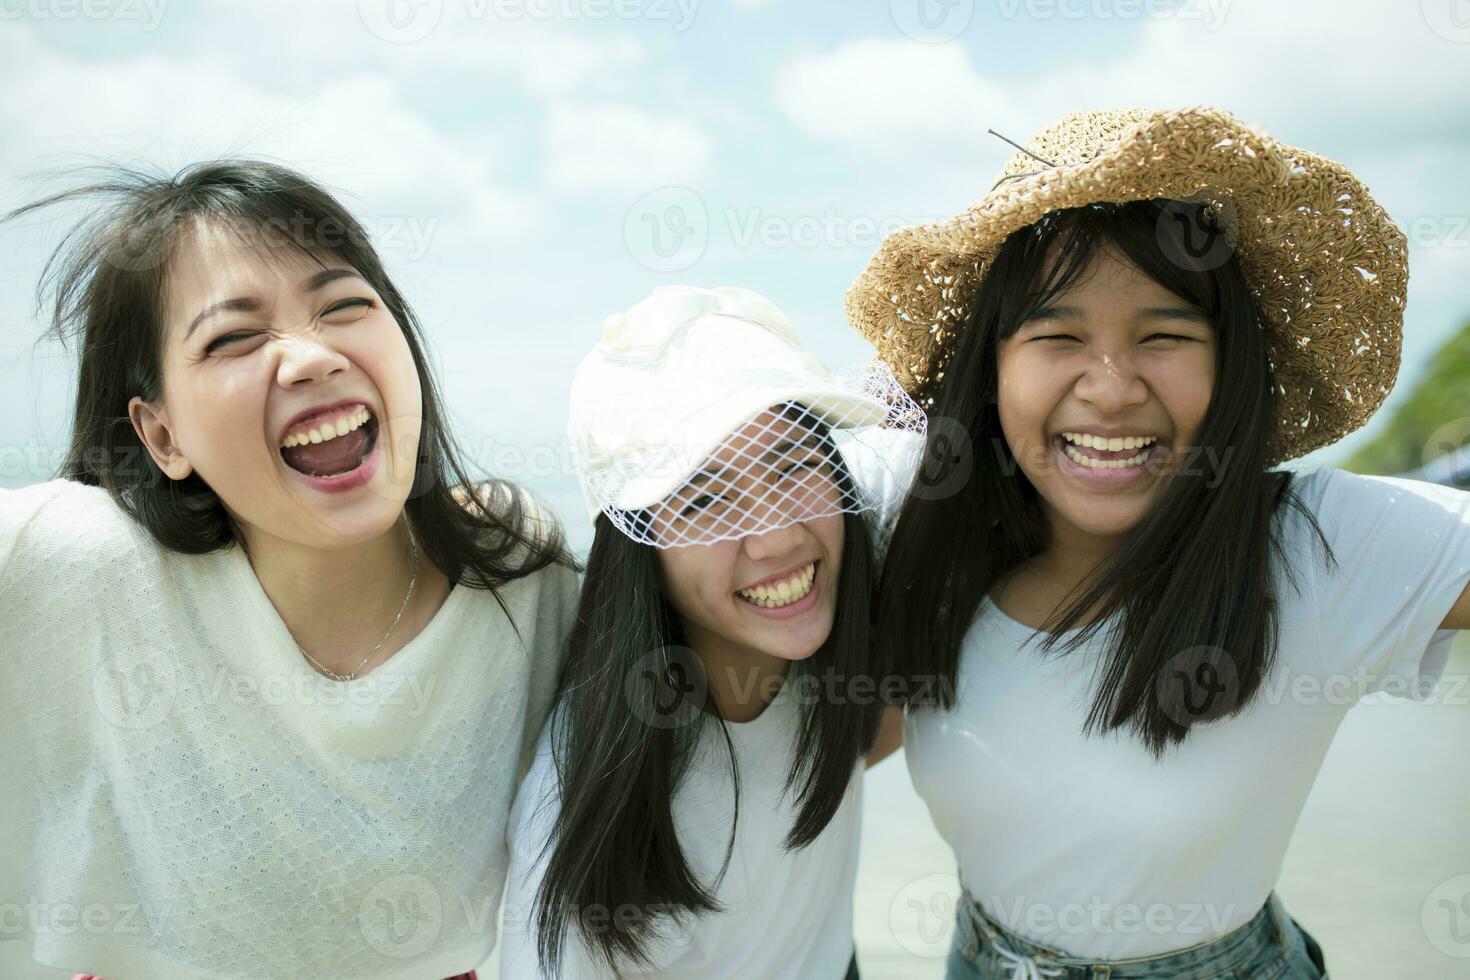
[0,479,580,980]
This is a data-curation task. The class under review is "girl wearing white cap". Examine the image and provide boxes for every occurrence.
[0,161,578,980]
[498,285,925,979]
[853,108,1470,977]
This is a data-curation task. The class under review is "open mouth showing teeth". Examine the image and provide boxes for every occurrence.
[279,407,379,478]
[1055,432,1162,471]
[737,561,817,609]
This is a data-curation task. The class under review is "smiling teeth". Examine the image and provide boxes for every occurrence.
[1061,432,1158,451]
[738,562,816,608]
[1064,444,1152,469]
[282,407,372,448]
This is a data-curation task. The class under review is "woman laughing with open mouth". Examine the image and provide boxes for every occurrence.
[0,160,579,980]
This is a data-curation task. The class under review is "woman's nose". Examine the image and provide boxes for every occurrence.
[742,518,805,562]
[276,336,351,387]
[1073,350,1148,413]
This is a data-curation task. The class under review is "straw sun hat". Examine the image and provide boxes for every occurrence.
[844,106,1409,464]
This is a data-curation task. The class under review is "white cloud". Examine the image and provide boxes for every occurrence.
[363,21,646,101]
[545,104,714,192]
[0,27,539,246]
[194,0,647,100]
[774,38,1020,156]
[775,1,1469,159]
[1023,1,1470,148]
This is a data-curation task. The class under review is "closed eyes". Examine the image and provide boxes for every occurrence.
[1029,333,1196,344]
[678,456,825,517]
[682,492,720,516]
[205,298,376,352]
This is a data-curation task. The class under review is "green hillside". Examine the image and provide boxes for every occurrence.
[1343,319,1470,476]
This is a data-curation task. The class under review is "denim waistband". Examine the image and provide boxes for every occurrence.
[955,889,1295,978]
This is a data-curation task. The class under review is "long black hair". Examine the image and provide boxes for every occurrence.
[533,411,881,974]
[3,159,573,594]
[876,199,1338,756]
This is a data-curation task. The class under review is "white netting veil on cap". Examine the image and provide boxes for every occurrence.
[569,286,928,549]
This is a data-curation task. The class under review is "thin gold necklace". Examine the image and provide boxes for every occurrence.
[298,522,420,682]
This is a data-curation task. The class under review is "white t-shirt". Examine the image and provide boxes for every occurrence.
[500,680,862,979]
[904,467,1470,960]
[0,479,579,980]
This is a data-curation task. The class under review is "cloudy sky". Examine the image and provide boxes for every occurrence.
[2,0,1467,544]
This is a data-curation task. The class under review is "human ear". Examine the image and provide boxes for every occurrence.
[128,395,195,481]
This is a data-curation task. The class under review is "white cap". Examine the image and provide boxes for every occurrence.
[568,285,920,541]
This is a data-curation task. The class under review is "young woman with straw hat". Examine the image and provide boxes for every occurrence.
[499,285,924,979]
[852,107,1470,978]
[0,161,579,980]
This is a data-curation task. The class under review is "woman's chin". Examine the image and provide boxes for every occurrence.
[753,613,835,663]
[1053,498,1154,539]
[767,642,825,663]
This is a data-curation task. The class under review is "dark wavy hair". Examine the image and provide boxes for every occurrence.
[533,410,882,975]
[4,159,574,594]
[876,199,1338,756]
